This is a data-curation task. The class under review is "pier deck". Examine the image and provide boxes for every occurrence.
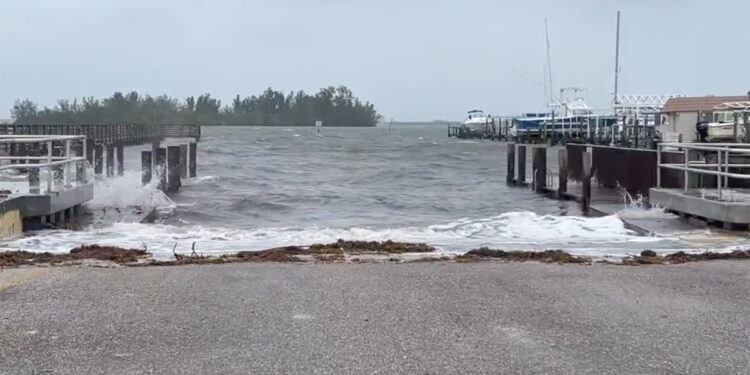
[648,142,750,228]
[1,135,93,232]
[650,188,750,227]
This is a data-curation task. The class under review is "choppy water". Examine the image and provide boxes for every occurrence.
[4,124,750,258]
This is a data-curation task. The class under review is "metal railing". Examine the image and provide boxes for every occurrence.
[0,135,88,195]
[657,142,750,200]
[0,123,201,144]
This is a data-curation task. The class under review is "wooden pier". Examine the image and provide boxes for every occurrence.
[0,124,201,235]
[1,135,92,234]
[0,123,200,183]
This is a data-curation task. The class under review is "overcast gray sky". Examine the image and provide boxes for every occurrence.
[1,0,748,121]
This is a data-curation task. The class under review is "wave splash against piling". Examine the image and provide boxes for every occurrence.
[86,171,175,212]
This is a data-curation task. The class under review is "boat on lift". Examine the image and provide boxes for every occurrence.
[458,109,494,138]
[702,101,750,142]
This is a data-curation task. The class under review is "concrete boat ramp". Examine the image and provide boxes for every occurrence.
[559,183,700,236]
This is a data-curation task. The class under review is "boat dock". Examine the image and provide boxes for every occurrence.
[504,142,750,235]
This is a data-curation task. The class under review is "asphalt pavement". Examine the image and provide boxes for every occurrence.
[1,261,749,374]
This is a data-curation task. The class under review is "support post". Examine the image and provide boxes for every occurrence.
[141,150,153,185]
[151,141,160,172]
[558,149,568,196]
[532,146,546,192]
[581,150,592,213]
[86,139,94,166]
[157,147,167,191]
[506,143,516,184]
[179,144,188,178]
[63,140,71,188]
[46,141,53,193]
[116,144,124,176]
[94,144,104,175]
[78,139,87,184]
[166,146,181,193]
[106,144,115,177]
[28,148,40,194]
[517,145,527,185]
[189,142,197,178]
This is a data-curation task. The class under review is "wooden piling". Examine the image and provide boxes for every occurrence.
[151,141,161,172]
[94,144,104,175]
[179,144,188,178]
[157,147,167,191]
[581,151,592,213]
[166,146,181,193]
[189,142,197,178]
[141,150,152,185]
[86,139,94,166]
[106,144,115,177]
[558,149,568,196]
[532,147,546,192]
[517,145,527,185]
[116,144,124,176]
[506,143,516,184]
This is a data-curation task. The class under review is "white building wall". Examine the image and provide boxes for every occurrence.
[666,112,698,142]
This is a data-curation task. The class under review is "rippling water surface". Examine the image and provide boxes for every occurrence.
[5,124,750,258]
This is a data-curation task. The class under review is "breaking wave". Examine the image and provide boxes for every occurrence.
[86,171,175,213]
[2,211,661,259]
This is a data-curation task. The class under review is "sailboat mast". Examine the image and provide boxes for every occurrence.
[613,11,621,104]
[544,18,553,106]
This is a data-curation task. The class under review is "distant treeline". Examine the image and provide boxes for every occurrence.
[10,86,380,127]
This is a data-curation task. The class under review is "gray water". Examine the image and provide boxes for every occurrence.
[6,124,749,258]
[173,125,579,229]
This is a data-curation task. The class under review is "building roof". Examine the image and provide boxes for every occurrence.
[662,95,749,113]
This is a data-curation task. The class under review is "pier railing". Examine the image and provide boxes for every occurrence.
[0,123,200,145]
[0,135,88,194]
[657,143,750,200]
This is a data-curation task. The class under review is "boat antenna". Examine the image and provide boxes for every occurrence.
[544,18,554,107]
[543,62,548,108]
[613,10,621,105]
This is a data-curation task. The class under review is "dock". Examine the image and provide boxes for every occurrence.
[0,124,201,237]
[503,142,738,236]
[650,142,750,230]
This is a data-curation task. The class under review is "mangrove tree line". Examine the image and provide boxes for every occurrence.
[10,86,380,127]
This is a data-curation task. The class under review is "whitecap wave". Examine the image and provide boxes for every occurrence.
[1,212,665,259]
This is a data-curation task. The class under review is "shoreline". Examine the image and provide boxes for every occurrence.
[3,240,750,269]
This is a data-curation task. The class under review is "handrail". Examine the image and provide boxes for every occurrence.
[0,135,89,194]
[657,142,750,200]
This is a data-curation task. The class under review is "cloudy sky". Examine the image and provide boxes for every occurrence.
[0,0,748,121]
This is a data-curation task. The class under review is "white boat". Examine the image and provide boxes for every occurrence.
[703,102,750,142]
[459,110,493,138]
